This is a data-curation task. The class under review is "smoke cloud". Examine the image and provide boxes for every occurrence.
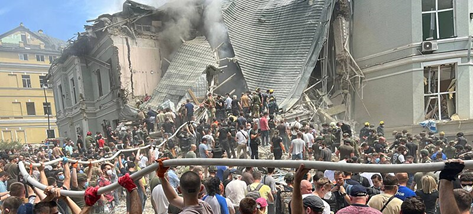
[203,0,227,49]
[158,0,204,57]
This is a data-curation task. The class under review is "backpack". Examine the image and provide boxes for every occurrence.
[392,152,400,164]
[276,186,293,214]
[246,183,264,199]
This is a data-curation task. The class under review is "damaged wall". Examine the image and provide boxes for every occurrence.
[113,36,162,99]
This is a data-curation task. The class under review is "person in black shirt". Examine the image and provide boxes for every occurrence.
[217,123,233,158]
[361,143,374,155]
[276,121,289,151]
[161,118,175,135]
[249,124,260,159]
[406,138,419,163]
[231,95,242,116]
[271,131,285,160]
[76,135,84,153]
[215,95,226,121]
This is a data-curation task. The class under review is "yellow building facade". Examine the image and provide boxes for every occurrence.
[0,24,65,144]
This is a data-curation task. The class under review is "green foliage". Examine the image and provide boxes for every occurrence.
[0,140,23,151]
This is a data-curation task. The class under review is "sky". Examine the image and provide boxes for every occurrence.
[0,0,168,41]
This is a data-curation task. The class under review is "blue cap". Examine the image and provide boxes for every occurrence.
[350,185,368,197]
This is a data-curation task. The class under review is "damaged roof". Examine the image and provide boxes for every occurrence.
[223,0,335,110]
[145,36,216,107]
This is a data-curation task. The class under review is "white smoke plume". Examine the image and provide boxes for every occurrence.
[203,0,228,49]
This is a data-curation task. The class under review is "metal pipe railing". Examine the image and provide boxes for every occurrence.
[18,121,194,197]
[19,157,473,198]
[23,121,193,167]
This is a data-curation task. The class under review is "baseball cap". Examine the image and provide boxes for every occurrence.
[303,195,324,211]
[256,198,268,209]
[349,185,368,197]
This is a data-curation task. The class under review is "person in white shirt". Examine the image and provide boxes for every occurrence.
[151,184,170,214]
[290,117,302,140]
[235,125,249,159]
[289,132,305,160]
[225,174,247,210]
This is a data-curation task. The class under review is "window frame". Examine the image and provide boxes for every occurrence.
[26,102,36,116]
[97,69,103,97]
[421,0,456,41]
[19,54,28,61]
[43,102,51,115]
[39,76,47,88]
[36,54,45,62]
[70,78,77,104]
[422,61,458,121]
[22,75,31,88]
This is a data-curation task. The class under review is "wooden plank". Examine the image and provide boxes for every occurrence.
[187,89,200,105]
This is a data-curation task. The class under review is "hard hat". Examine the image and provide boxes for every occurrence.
[380,121,384,125]
[87,131,92,136]
[209,166,217,173]
[269,89,274,93]
[364,122,370,126]
[439,131,445,135]
[420,149,429,156]
[284,172,294,182]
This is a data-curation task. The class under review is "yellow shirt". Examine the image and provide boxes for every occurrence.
[367,193,403,214]
[249,183,271,201]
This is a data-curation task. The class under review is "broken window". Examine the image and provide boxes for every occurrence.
[424,64,456,120]
[97,69,103,97]
[58,84,65,110]
[135,24,152,32]
[422,0,455,41]
[70,78,77,104]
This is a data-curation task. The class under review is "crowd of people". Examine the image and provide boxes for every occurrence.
[1,89,473,214]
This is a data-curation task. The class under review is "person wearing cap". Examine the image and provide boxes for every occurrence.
[302,195,325,214]
[359,122,370,140]
[275,173,294,214]
[419,149,431,163]
[337,185,381,214]
[256,197,267,214]
[438,131,448,144]
[377,121,385,137]
[85,131,94,150]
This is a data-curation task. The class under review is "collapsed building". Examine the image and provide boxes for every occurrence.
[50,0,472,141]
[47,0,359,139]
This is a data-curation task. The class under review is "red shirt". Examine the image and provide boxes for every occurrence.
[259,117,269,131]
[98,138,105,148]
[98,176,114,202]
